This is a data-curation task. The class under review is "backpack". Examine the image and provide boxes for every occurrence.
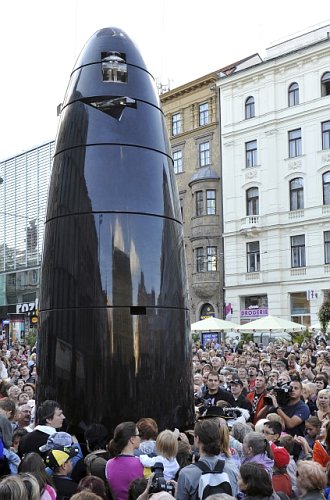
[194,459,232,499]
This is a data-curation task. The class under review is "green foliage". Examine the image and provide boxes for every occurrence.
[240,332,254,345]
[290,329,312,345]
[24,331,37,348]
[191,332,201,343]
[319,300,330,335]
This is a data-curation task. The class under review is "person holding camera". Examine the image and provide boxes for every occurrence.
[266,379,310,438]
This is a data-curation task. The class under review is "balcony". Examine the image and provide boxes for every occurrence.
[240,215,261,236]
[290,267,306,277]
[245,272,260,280]
[288,210,304,220]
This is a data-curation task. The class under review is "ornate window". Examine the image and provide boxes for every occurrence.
[199,142,210,167]
[246,241,260,272]
[245,96,255,119]
[196,247,205,272]
[246,187,259,215]
[245,140,257,167]
[199,103,209,126]
[195,191,203,216]
[291,235,306,268]
[325,231,330,264]
[207,246,217,271]
[173,150,183,174]
[321,72,330,97]
[288,83,299,106]
[288,129,302,158]
[289,177,304,211]
[322,121,330,150]
[171,113,181,135]
[206,190,216,215]
[323,171,330,205]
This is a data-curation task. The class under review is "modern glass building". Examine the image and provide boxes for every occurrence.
[0,141,54,340]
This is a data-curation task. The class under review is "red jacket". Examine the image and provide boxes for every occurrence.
[247,390,267,424]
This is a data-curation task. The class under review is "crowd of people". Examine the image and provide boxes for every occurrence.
[0,334,330,499]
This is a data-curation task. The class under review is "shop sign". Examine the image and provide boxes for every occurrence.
[240,308,268,318]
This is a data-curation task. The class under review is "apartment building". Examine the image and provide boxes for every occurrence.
[219,24,330,326]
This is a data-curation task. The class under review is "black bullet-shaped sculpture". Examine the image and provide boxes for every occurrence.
[37,28,194,433]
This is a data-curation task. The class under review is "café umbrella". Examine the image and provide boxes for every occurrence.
[239,315,304,332]
[190,316,240,332]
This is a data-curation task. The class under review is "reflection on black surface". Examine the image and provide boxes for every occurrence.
[38,27,194,434]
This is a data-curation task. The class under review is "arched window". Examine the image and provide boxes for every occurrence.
[200,303,215,320]
[289,177,304,211]
[323,171,330,205]
[288,82,299,106]
[321,72,330,97]
[246,187,259,215]
[245,96,255,119]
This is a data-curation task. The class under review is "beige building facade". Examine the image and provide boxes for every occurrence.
[160,74,224,323]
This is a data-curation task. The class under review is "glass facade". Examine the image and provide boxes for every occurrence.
[0,142,54,322]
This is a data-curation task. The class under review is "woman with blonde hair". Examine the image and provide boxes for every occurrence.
[0,475,28,500]
[218,423,240,470]
[19,473,40,500]
[296,460,327,499]
[316,389,330,422]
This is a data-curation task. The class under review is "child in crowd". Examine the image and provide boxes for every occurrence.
[139,430,179,480]
[270,444,292,498]
[279,434,298,495]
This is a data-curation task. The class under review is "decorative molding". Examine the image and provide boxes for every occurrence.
[245,169,258,180]
[288,159,302,170]
[322,152,330,163]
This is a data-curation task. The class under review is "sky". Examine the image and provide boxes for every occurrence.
[0,0,329,160]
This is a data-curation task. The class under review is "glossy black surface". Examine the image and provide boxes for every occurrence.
[38,27,194,433]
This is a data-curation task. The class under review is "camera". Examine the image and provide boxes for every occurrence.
[149,463,175,496]
[266,382,293,406]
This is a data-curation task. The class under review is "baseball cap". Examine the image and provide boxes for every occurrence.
[272,445,290,468]
[45,449,71,470]
[39,432,79,457]
[230,378,243,387]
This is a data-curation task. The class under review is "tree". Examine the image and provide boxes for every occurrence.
[318,300,330,335]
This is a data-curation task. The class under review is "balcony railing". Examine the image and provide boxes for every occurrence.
[290,267,306,276]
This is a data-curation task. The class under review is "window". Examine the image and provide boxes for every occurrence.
[206,190,216,215]
[199,142,210,167]
[196,191,203,216]
[199,103,209,126]
[321,72,330,97]
[291,235,306,268]
[291,292,310,326]
[322,121,330,150]
[196,247,205,272]
[289,177,304,210]
[288,83,299,106]
[245,140,257,167]
[246,187,259,215]
[323,171,330,205]
[173,150,183,174]
[288,129,302,158]
[245,96,255,119]
[246,241,260,273]
[325,231,330,264]
[172,113,181,135]
[207,246,217,271]
[179,198,184,219]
